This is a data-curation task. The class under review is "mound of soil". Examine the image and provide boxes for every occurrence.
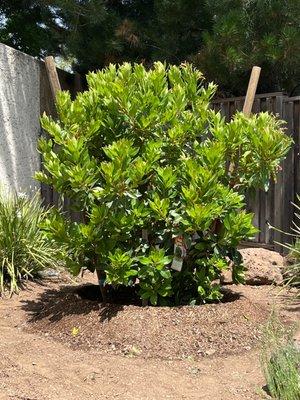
[221,247,285,286]
[241,248,284,285]
[22,281,270,361]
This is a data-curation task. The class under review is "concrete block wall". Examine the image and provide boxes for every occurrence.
[0,43,41,195]
[0,43,79,197]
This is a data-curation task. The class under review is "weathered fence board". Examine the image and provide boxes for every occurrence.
[212,93,300,252]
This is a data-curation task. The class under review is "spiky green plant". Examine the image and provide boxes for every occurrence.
[0,190,62,295]
[271,196,300,290]
[261,312,300,400]
[285,199,300,289]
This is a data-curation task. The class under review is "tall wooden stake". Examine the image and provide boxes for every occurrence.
[243,66,261,116]
[44,56,61,98]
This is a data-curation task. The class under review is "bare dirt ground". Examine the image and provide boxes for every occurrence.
[0,274,299,400]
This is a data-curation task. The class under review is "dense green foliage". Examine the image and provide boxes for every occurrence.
[0,191,61,295]
[36,63,291,305]
[261,313,300,400]
[1,1,299,94]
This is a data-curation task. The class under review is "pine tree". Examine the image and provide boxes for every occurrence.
[194,0,300,95]
[0,0,299,94]
[0,0,60,57]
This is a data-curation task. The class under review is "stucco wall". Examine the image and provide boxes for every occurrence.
[0,43,40,194]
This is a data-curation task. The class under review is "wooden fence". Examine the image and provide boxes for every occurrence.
[41,86,300,252]
[212,92,300,252]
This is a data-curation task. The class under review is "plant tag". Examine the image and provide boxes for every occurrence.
[192,232,200,241]
[171,256,183,272]
[142,229,148,241]
[174,235,187,257]
[171,235,186,272]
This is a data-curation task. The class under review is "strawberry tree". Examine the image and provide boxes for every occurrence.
[36,63,292,305]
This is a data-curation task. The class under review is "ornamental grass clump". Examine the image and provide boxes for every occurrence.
[36,62,292,305]
[0,191,61,295]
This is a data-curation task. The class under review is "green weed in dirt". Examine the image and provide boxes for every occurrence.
[261,312,300,400]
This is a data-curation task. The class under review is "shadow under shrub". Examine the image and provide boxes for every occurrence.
[37,62,292,305]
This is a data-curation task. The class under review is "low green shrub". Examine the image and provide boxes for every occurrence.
[36,62,292,305]
[0,191,61,295]
[261,313,300,400]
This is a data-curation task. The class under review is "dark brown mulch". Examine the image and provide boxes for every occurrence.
[21,282,270,361]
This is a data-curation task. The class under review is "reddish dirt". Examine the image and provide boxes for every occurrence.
[0,273,299,400]
[24,284,269,360]
[241,248,284,285]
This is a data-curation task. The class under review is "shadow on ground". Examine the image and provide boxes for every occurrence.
[20,283,144,324]
[275,290,300,313]
[21,284,100,323]
[21,282,242,326]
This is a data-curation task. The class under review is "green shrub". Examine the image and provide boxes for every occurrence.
[0,191,62,295]
[36,62,292,305]
[261,313,300,400]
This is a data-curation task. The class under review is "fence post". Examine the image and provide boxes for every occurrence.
[44,56,61,98]
[243,66,261,116]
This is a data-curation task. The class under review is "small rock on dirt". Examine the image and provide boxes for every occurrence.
[37,269,60,280]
